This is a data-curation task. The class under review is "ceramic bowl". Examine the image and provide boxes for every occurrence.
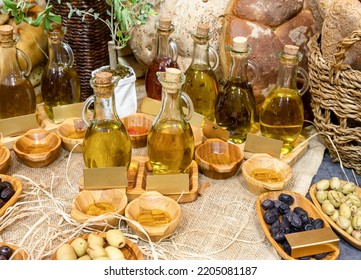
[121,113,153,148]
[13,128,62,168]
[125,191,181,242]
[195,138,244,179]
[0,174,23,217]
[0,242,28,260]
[242,153,293,196]
[0,145,11,174]
[71,189,128,230]
[56,118,87,153]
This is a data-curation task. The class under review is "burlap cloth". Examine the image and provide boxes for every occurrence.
[0,135,325,260]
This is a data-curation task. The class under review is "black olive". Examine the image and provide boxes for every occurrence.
[293,207,308,217]
[298,255,311,260]
[313,252,328,260]
[280,218,291,233]
[263,207,280,225]
[278,193,295,206]
[0,254,7,260]
[312,218,324,229]
[283,211,293,223]
[0,245,12,259]
[282,240,291,256]
[0,198,5,208]
[261,199,275,210]
[271,227,285,243]
[0,186,15,202]
[270,219,281,230]
[290,212,303,228]
[299,213,309,225]
[277,203,290,215]
[304,223,314,231]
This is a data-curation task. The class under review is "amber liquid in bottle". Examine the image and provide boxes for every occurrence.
[215,80,255,144]
[148,119,194,174]
[260,88,303,154]
[0,77,36,119]
[83,120,132,168]
[183,64,217,122]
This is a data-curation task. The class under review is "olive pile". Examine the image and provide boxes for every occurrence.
[262,193,328,260]
[0,179,15,209]
[0,245,13,260]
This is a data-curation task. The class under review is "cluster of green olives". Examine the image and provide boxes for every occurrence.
[0,245,13,260]
[0,179,15,209]
[315,177,361,240]
[262,193,328,260]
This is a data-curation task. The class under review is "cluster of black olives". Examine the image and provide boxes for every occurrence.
[0,245,12,260]
[0,179,15,209]
[261,193,328,260]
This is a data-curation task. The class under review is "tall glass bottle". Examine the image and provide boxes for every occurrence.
[215,36,258,144]
[182,23,219,122]
[147,68,194,174]
[0,25,36,119]
[259,45,309,155]
[145,18,179,100]
[41,22,81,121]
[82,72,131,168]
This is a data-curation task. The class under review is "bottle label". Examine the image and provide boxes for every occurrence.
[83,167,128,190]
[52,102,84,124]
[0,113,38,137]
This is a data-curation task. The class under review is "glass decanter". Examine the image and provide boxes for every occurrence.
[0,25,36,119]
[82,72,131,168]
[182,23,219,122]
[147,68,195,174]
[145,18,179,100]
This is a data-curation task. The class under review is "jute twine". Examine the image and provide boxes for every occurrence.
[0,133,327,260]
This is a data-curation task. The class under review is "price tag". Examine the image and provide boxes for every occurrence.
[83,166,128,190]
[53,102,84,124]
[244,133,283,158]
[146,173,189,195]
[0,113,38,137]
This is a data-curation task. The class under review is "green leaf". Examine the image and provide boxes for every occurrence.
[3,0,17,10]
[44,17,52,30]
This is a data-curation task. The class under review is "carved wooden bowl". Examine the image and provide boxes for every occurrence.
[121,113,153,148]
[57,118,87,153]
[0,145,11,174]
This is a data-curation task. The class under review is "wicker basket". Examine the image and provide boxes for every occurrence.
[307,31,361,174]
[50,0,111,100]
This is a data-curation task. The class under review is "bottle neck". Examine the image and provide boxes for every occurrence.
[276,61,298,90]
[48,36,68,65]
[0,43,23,80]
[229,52,249,82]
[190,36,210,67]
[92,85,118,121]
[156,30,173,59]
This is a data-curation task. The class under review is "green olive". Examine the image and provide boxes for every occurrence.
[316,190,328,204]
[339,203,352,219]
[352,215,361,230]
[346,193,361,207]
[341,182,356,194]
[322,200,335,216]
[336,216,351,230]
[330,177,341,191]
[328,190,342,208]
[316,179,330,191]
[351,230,361,240]
[330,209,339,222]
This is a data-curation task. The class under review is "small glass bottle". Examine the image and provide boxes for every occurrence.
[41,22,81,121]
[0,25,36,119]
[215,36,258,144]
[182,23,219,122]
[259,45,309,155]
[147,68,195,174]
[82,72,131,168]
[145,18,179,100]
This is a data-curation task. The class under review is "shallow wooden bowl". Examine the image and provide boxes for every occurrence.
[125,191,181,242]
[71,189,128,230]
[0,145,11,174]
[309,180,361,250]
[242,153,292,196]
[256,190,339,260]
[121,113,152,148]
[195,138,243,179]
[51,231,144,260]
[56,118,87,153]
[0,242,28,260]
[0,174,23,217]
[13,128,61,168]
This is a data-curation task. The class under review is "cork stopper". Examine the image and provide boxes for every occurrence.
[0,25,14,42]
[284,45,299,57]
[232,36,248,52]
[196,23,210,37]
[165,68,182,83]
[158,18,172,30]
[95,72,113,85]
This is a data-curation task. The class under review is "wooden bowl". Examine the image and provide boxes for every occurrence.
[309,180,361,250]
[71,189,128,230]
[0,174,23,217]
[242,153,293,196]
[56,118,87,153]
[0,242,28,260]
[13,128,61,168]
[0,145,11,174]
[256,190,339,260]
[125,191,181,242]
[121,113,152,148]
[51,231,144,260]
[195,138,243,179]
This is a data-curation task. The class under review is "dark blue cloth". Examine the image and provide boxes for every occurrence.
[310,151,361,260]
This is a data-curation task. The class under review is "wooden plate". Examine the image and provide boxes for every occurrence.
[309,181,361,250]
[0,242,28,260]
[51,232,144,260]
[256,190,339,260]
[0,174,23,217]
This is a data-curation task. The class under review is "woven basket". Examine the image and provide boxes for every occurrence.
[50,0,111,100]
[307,31,361,174]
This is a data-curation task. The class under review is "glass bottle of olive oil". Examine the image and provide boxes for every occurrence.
[259,45,309,155]
[147,68,195,174]
[41,22,81,121]
[215,36,258,144]
[82,72,131,168]
[182,23,219,122]
[0,25,36,119]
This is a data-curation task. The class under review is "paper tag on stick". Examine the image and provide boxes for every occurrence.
[83,167,128,190]
[244,133,283,158]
